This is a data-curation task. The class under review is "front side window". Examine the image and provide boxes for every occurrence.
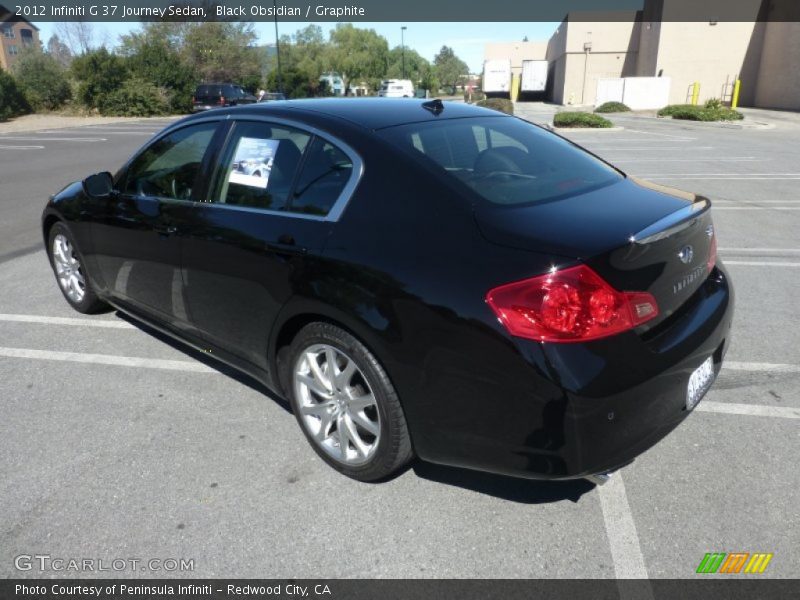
[211,121,355,217]
[212,122,311,211]
[380,116,622,207]
[123,122,218,200]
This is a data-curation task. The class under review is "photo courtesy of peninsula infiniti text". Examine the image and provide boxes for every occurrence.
[42,98,734,483]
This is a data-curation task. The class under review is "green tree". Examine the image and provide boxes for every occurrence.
[433,45,469,94]
[182,22,263,90]
[12,49,71,111]
[0,69,30,120]
[71,48,128,109]
[386,46,430,85]
[119,32,197,112]
[328,24,388,95]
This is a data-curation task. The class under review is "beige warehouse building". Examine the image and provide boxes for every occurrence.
[485,0,800,110]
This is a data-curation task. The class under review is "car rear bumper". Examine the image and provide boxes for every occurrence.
[414,264,734,480]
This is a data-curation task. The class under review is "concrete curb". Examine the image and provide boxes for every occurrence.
[611,113,776,130]
[547,124,625,132]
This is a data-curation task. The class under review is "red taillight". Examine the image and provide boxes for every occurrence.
[219,95,226,105]
[707,229,717,273]
[486,265,659,343]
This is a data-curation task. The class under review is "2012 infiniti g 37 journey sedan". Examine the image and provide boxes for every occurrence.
[42,99,733,483]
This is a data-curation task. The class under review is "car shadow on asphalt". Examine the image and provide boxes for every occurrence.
[410,462,595,504]
[114,311,292,414]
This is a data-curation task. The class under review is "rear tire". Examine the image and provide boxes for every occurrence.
[47,222,108,314]
[284,322,413,481]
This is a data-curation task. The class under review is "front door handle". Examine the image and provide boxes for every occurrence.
[266,234,307,254]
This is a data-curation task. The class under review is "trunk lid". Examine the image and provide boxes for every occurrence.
[475,177,716,330]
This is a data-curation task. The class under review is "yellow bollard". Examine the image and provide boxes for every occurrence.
[732,79,741,109]
[691,82,700,105]
[511,73,520,103]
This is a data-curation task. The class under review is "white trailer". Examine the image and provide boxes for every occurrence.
[520,60,548,93]
[483,59,512,96]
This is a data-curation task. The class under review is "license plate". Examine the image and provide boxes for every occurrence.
[687,356,715,410]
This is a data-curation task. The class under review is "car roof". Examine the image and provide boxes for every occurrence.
[184,98,506,131]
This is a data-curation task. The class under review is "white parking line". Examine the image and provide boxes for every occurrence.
[0,347,216,373]
[713,206,800,210]
[724,361,800,373]
[719,247,800,253]
[714,200,800,203]
[0,313,134,329]
[0,136,106,142]
[646,177,800,181]
[0,145,44,150]
[724,261,800,266]
[596,473,652,584]
[624,129,696,141]
[611,157,762,162]
[696,402,800,419]
[588,146,714,151]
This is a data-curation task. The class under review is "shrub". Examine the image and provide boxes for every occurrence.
[704,97,723,110]
[464,89,486,104]
[98,78,169,117]
[12,49,71,111]
[657,104,695,117]
[476,97,514,115]
[595,101,630,113]
[0,69,30,120]
[553,111,613,128]
[658,104,743,121]
[72,48,128,109]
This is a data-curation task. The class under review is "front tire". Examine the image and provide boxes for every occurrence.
[285,322,413,481]
[47,222,107,314]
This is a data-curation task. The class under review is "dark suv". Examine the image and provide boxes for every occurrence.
[192,83,257,112]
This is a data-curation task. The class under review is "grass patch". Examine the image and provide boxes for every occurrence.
[475,97,514,115]
[657,104,744,121]
[595,101,630,113]
[553,112,613,128]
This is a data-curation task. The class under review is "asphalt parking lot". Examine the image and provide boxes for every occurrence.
[0,109,798,581]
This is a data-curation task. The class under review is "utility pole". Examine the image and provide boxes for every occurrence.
[273,0,284,94]
[401,26,407,79]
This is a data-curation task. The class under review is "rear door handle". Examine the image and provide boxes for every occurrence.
[154,224,177,236]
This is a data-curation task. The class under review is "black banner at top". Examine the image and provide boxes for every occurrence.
[1,0,800,22]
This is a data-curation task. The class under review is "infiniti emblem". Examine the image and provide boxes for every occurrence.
[678,245,694,264]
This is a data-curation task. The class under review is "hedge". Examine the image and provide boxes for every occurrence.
[553,112,613,128]
[476,97,514,115]
[595,101,630,113]
[658,104,744,121]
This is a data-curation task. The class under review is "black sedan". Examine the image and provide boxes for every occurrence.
[42,99,733,483]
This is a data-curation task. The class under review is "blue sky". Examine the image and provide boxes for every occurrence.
[34,21,559,73]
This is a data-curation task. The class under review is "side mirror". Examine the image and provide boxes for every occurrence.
[83,172,114,198]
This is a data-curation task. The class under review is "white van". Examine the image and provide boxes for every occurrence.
[378,79,415,98]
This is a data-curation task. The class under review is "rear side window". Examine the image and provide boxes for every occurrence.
[291,138,353,216]
[123,122,218,200]
[380,117,621,206]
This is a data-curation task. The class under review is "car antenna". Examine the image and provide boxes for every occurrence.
[422,99,444,115]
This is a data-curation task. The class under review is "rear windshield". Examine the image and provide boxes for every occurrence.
[196,85,222,96]
[379,116,622,206]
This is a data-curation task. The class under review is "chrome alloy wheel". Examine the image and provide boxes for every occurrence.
[293,344,381,466]
[52,234,86,304]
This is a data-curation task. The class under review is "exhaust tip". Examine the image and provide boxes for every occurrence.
[586,471,613,486]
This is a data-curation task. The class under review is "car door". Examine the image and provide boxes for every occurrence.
[181,118,361,371]
[91,120,223,326]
